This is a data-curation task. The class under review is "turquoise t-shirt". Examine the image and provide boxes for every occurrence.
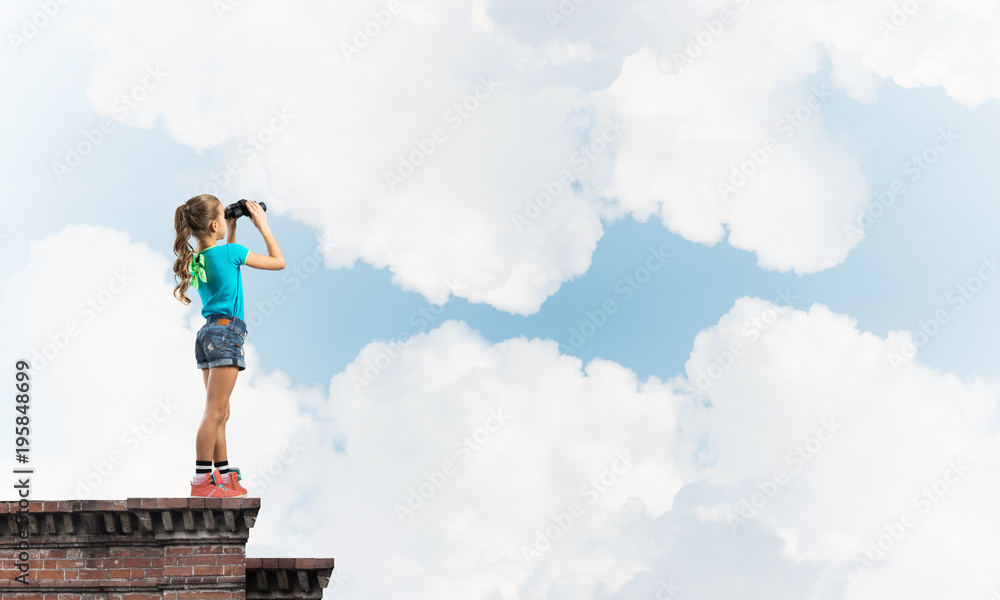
[192,243,250,320]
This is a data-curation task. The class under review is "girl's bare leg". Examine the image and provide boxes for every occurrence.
[214,403,232,463]
[196,366,238,462]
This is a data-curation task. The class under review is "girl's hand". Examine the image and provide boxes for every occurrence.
[246,200,268,230]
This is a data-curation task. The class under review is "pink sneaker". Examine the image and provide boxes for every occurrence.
[214,468,248,498]
[190,472,241,498]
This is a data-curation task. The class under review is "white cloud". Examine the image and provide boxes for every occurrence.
[3,225,999,599]
[8,0,989,313]
[291,298,997,599]
[0,224,689,597]
[676,297,999,597]
[255,294,998,599]
[600,45,869,274]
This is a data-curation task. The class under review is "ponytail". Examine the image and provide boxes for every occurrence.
[172,195,221,305]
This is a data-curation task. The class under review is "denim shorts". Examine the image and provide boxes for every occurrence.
[195,314,247,371]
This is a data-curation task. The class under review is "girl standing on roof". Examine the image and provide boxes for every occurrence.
[172,196,285,498]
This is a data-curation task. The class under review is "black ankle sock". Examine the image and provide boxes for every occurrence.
[214,460,230,475]
[195,460,213,477]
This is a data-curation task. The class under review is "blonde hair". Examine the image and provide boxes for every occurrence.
[172,194,221,305]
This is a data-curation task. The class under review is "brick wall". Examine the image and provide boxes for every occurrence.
[0,499,335,600]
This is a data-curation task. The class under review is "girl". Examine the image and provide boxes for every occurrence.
[172,195,285,498]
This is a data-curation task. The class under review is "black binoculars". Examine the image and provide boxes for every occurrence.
[224,199,267,220]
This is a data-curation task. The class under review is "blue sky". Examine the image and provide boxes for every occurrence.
[3,2,1000,599]
[7,63,999,388]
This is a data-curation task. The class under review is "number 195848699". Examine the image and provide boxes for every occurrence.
[15,361,30,464]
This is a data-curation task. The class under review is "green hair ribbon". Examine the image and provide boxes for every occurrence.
[189,251,207,290]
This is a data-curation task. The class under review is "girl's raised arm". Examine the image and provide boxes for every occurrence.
[243,200,285,271]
